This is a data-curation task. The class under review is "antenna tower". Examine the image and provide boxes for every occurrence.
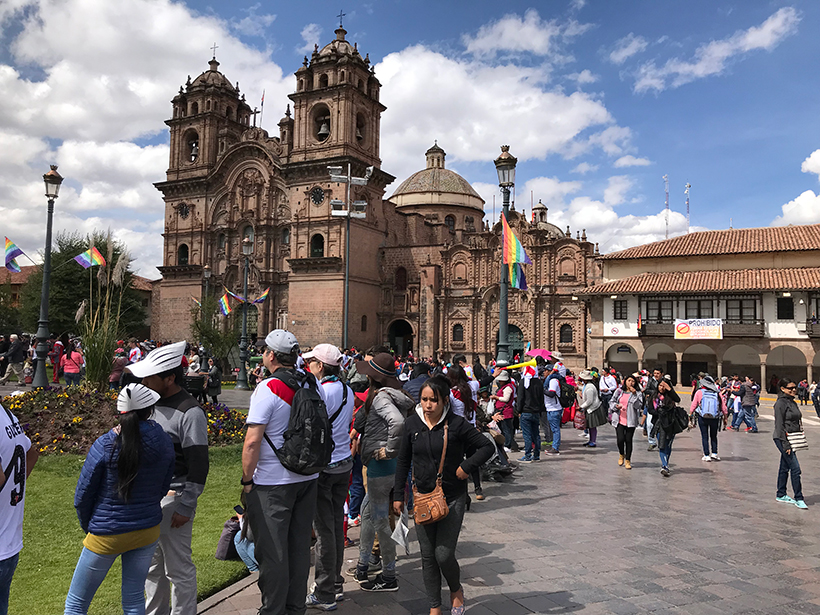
[684,183,691,234]
[663,174,669,239]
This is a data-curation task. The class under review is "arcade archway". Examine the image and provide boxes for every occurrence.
[606,343,639,377]
[767,345,807,388]
[387,319,414,357]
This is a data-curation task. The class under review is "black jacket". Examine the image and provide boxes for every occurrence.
[516,377,545,414]
[773,393,802,445]
[393,409,494,503]
[2,340,25,363]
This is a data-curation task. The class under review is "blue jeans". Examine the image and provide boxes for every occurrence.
[697,415,719,456]
[499,418,515,449]
[0,552,19,615]
[233,532,258,572]
[64,373,82,386]
[64,541,158,615]
[775,439,803,500]
[546,410,562,451]
[348,454,364,518]
[659,433,675,468]
[519,413,541,459]
[742,406,758,432]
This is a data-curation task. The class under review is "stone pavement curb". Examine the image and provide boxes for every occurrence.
[198,572,258,614]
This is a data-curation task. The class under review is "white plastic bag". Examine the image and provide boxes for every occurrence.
[391,509,410,555]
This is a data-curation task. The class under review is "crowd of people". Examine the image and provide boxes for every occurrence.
[0,330,815,615]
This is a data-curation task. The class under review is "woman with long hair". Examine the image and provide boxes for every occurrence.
[61,341,84,387]
[609,374,643,470]
[64,384,175,615]
[393,376,494,615]
[447,365,484,500]
[773,378,808,509]
[349,353,415,592]
[647,375,682,477]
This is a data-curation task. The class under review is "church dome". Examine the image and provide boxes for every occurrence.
[190,59,236,92]
[391,143,485,212]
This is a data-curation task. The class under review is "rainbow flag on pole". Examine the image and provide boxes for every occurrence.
[224,287,245,303]
[501,214,531,290]
[4,237,24,272]
[74,247,106,269]
[252,287,270,304]
[218,293,232,315]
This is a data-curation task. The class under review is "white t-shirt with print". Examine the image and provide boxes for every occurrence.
[320,379,355,465]
[246,372,328,486]
[0,403,32,560]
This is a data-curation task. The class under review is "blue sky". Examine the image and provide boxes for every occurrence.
[1,0,818,275]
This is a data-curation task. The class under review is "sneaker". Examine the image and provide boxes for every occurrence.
[532,456,541,462]
[701,455,711,462]
[344,537,356,548]
[518,456,533,463]
[776,495,796,504]
[503,446,511,453]
[795,500,809,510]
[587,442,597,448]
[306,594,337,611]
[744,427,752,432]
[710,453,721,461]
[647,444,658,451]
[660,467,670,477]
[334,585,345,602]
[348,515,361,527]
[545,448,560,456]
[345,566,370,583]
[360,574,398,592]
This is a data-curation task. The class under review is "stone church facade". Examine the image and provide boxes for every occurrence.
[153,27,597,370]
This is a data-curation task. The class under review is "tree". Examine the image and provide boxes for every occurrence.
[0,275,22,334]
[190,294,240,375]
[20,232,146,338]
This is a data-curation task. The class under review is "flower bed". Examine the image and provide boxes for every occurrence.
[3,387,246,454]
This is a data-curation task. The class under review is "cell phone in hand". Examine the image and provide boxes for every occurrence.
[234,505,245,515]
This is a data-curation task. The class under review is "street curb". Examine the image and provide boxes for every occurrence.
[197,572,257,614]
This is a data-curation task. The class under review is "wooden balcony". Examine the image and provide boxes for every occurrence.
[640,323,674,337]
[807,321,820,338]
[723,321,765,337]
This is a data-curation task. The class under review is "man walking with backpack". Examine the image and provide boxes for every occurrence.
[690,375,727,462]
[543,364,566,456]
[241,330,330,615]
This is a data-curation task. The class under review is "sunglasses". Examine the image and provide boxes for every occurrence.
[785,385,797,390]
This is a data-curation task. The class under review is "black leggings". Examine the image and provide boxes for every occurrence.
[416,494,466,608]
[616,425,635,460]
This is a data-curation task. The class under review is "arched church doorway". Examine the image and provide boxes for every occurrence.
[388,319,414,357]
[496,325,525,362]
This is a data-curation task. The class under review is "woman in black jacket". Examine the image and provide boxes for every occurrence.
[393,376,494,615]
[773,378,807,509]
[647,375,682,477]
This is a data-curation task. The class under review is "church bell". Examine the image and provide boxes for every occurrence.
[317,121,330,140]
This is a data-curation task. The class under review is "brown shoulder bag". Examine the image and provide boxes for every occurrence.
[412,423,450,525]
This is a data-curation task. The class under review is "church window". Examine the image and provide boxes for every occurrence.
[356,113,366,143]
[226,106,233,119]
[242,225,254,243]
[312,104,331,142]
[186,131,199,163]
[218,233,226,251]
[281,227,290,245]
[298,79,304,91]
[340,70,346,82]
[310,234,324,257]
[358,79,364,91]
[206,100,211,111]
[453,262,467,281]
[395,267,407,291]
[361,315,367,331]
[560,324,573,344]
[445,215,455,233]
[191,102,199,115]
[559,257,576,277]
[453,324,464,342]
[319,74,329,88]
[178,244,189,266]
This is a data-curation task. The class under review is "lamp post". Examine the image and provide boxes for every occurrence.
[328,163,373,350]
[32,165,63,389]
[235,238,253,390]
[494,145,517,367]
[201,264,211,325]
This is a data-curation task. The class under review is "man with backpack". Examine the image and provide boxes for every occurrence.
[241,330,330,615]
[543,364,572,456]
[690,375,727,462]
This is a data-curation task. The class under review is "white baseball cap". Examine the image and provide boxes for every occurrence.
[117,383,161,414]
[264,329,299,354]
[126,340,187,378]
[302,343,343,366]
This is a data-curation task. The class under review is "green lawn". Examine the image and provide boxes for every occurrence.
[10,445,249,615]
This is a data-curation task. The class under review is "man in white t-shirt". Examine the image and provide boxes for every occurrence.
[242,330,327,615]
[543,366,564,456]
[0,402,38,614]
[303,344,356,610]
[454,353,480,403]
[128,338,143,363]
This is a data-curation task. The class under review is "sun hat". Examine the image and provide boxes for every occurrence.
[264,329,299,354]
[578,370,596,381]
[355,353,402,388]
[495,370,510,382]
[117,383,161,414]
[302,343,342,366]
[126,340,186,378]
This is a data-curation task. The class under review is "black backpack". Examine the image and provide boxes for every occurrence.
[548,373,576,409]
[264,370,334,475]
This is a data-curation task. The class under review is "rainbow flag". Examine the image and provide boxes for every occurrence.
[4,237,24,272]
[501,213,531,266]
[508,262,528,290]
[191,296,202,308]
[218,293,232,315]
[224,287,245,303]
[252,287,270,304]
[74,247,106,269]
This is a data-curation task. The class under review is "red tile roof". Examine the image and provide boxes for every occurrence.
[601,224,820,260]
[581,267,820,295]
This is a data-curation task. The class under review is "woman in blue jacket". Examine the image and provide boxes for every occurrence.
[64,384,175,615]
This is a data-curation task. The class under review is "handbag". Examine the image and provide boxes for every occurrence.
[412,423,450,525]
[215,517,241,560]
[787,431,808,451]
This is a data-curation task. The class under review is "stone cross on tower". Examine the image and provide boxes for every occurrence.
[210,42,219,59]
[337,9,346,27]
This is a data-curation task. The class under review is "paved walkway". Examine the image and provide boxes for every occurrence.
[199,396,820,615]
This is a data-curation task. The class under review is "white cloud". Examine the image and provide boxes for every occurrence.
[297,23,322,54]
[462,9,590,59]
[772,190,820,226]
[603,175,632,205]
[801,149,820,179]
[231,4,276,38]
[634,7,800,93]
[587,125,633,156]
[609,33,648,64]
[567,69,598,85]
[570,0,586,12]
[571,162,598,174]
[614,155,651,168]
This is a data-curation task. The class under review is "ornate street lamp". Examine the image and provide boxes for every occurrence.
[32,165,63,389]
[202,264,211,322]
[494,145,517,367]
[235,238,253,390]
